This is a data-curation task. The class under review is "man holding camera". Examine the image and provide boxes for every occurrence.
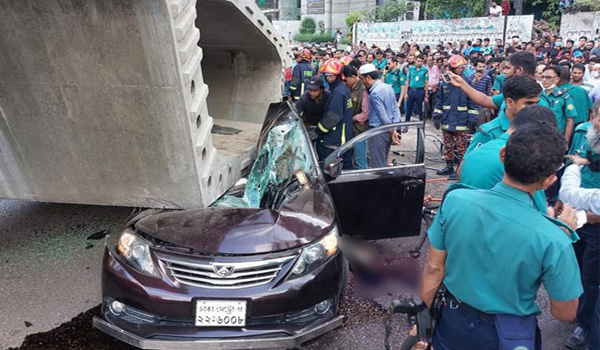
[432,55,479,177]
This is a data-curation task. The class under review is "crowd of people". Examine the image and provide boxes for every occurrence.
[285,34,600,350]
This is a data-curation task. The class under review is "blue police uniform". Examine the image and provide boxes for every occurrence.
[289,60,314,101]
[316,77,354,169]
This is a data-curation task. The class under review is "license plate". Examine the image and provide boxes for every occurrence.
[195,300,247,327]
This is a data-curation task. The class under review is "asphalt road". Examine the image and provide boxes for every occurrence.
[0,124,576,350]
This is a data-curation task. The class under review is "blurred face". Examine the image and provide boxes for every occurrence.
[416,57,424,67]
[483,40,490,47]
[544,42,550,49]
[359,74,373,88]
[567,41,573,49]
[386,52,393,59]
[325,74,337,84]
[334,51,342,59]
[308,88,322,100]
[376,53,383,60]
[475,62,486,73]
[367,54,374,63]
[574,55,584,63]
[343,75,358,89]
[505,61,517,78]
[591,65,600,80]
[540,69,559,89]
[535,64,546,81]
[426,57,433,66]
[534,40,541,48]
[506,96,540,115]
[572,67,584,82]
[579,38,586,47]
[586,41,594,50]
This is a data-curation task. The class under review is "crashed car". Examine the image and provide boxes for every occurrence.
[93,102,426,349]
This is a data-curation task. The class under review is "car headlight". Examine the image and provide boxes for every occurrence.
[116,229,160,278]
[289,226,339,278]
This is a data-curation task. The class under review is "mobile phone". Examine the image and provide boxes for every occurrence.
[441,73,450,83]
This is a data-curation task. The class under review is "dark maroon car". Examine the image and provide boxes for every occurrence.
[93,102,426,349]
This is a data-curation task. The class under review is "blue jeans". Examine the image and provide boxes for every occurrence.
[353,140,368,169]
[405,88,425,122]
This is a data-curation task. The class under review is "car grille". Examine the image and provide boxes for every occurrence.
[155,252,296,289]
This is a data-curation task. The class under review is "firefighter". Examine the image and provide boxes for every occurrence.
[433,55,479,177]
[289,49,315,101]
[316,59,354,170]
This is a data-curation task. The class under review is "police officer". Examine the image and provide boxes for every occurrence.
[422,123,582,350]
[464,75,542,155]
[459,105,557,213]
[289,49,315,101]
[294,75,330,127]
[432,55,479,176]
[382,57,405,106]
[403,55,429,126]
[540,65,577,143]
[316,59,354,170]
[563,102,600,350]
[448,52,552,153]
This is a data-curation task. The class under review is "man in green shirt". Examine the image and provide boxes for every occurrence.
[459,106,558,212]
[541,65,577,142]
[422,123,582,350]
[402,55,429,125]
[382,57,404,101]
[465,75,541,154]
[560,67,593,126]
[492,72,505,95]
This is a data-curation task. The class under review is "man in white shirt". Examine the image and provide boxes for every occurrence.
[489,1,502,17]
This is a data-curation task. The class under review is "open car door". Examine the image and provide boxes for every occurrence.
[323,122,426,240]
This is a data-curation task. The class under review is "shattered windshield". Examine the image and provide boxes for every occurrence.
[212,118,315,209]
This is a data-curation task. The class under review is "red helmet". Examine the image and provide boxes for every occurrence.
[320,58,343,75]
[448,55,468,69]
[298,49,312,61]
[341,56,352,66]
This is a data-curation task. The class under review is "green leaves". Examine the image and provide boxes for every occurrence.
[299,17,317,35]
[425,0,486,19]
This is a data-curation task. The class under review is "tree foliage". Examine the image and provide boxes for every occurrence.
[425,0,486,19]
[368,0,408,22]
[299,17,317,35]
[345,10,367,28]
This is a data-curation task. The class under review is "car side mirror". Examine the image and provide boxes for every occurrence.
[324,158,343,179]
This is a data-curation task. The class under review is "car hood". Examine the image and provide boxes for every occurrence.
[133,184,336,255]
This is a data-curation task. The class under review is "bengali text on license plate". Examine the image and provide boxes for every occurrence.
[195,300,246,327]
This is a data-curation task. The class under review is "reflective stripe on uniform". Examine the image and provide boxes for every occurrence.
[341,123,346,145]
[468,109,479,115]
[318,123,329,133]
[434,109,443,114]
[456,106,467,111]
[442,106,451,110]
[442,125,469,131]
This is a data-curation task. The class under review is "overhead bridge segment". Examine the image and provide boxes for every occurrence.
[0,0,292,208]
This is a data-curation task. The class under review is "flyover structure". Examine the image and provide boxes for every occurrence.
[0,0,292,208]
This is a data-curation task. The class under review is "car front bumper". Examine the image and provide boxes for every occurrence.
[93,314,344,350]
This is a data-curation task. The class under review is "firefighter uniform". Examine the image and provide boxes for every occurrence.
[289,59,315,101]
[433,81,479,164]
[316,77,354,169]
